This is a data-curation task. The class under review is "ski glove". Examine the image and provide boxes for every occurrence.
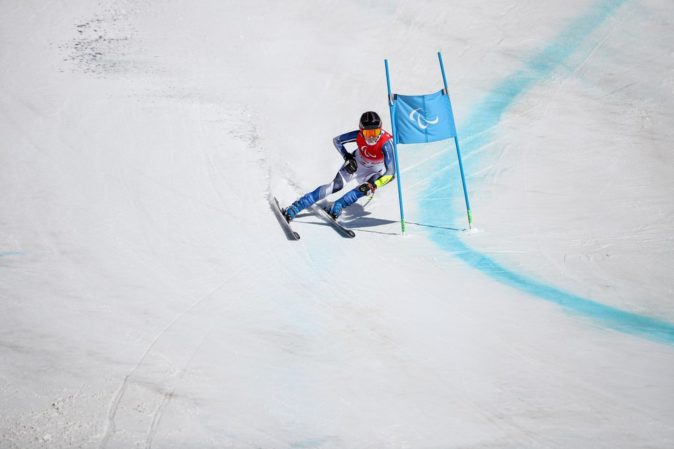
[343,152,358,174]
[358,181,376,196]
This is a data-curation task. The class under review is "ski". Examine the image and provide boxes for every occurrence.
[312,204,356,238]
[270,196,300,241]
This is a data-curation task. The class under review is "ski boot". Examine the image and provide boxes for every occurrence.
[283,204,300,222]
[325,200,344,220]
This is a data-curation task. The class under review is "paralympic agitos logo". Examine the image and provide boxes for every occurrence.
[408,108,439,129]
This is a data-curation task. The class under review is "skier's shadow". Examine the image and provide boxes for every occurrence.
[297,203,464,235]
[295,203,397,235]
[343,204,465,233]
[339,203,397,229]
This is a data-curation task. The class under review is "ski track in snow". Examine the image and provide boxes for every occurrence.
[99,264,251,449]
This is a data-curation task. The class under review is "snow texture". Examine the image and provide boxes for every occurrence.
[1,0,673,448]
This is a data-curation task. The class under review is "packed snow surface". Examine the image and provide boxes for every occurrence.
[1,0,673,448]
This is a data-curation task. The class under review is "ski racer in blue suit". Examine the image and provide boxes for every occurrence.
[283,111,396,221]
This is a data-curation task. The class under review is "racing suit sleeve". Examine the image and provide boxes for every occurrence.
[332,130,360,158]
[372,139,396,188]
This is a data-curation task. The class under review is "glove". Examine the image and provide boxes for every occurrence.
[343,152,357,174]
[358,181,376,196]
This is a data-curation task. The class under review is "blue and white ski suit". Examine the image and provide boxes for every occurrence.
[287,130,396,218]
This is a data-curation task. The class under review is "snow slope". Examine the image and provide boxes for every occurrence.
[1,0,673,448]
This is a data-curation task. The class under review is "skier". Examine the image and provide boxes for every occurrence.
[283,111,395,222]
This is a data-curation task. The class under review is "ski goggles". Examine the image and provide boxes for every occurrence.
[361,128,382,139]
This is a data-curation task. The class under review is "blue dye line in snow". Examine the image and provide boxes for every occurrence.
[0,252,22,257]
[420,0,674,345]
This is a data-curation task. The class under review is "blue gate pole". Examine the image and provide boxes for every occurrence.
[437,51,473,229]
[384,59,406,235]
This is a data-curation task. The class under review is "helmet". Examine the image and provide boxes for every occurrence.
[359,111,382,130]
[359,111,382,145]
